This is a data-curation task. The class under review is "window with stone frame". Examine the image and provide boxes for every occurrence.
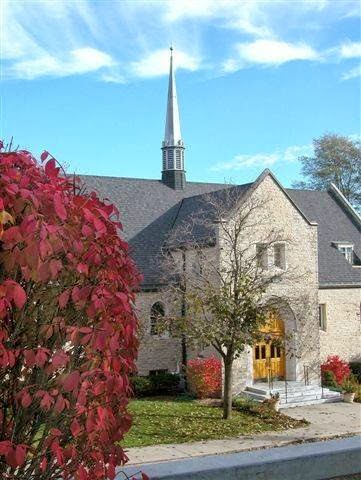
[319,303,327,331]
[150,302,165,336]
[256,243,268,270]
[192,251,204,276]
[274,243,286,269]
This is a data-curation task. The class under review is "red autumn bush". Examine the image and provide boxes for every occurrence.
[187,357,222,399]
[0,145,140,479]
[321,355,351,385]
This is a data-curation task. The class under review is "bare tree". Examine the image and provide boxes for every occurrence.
[159,185,302,419]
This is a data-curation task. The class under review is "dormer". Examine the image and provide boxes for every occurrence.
[332,242,354,264]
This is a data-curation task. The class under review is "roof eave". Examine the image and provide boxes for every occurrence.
[328,183,361,228]
[253,169,318,227]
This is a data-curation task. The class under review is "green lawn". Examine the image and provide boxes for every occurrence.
[123,396,308,448]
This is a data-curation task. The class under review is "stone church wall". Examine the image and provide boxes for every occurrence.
[319,287,361,362]
[135,174,322,391]
[135,291,182,375]
[228,174,320,392]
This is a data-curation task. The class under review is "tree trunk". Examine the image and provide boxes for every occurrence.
[223,356,233,419]
[181,251,188,389]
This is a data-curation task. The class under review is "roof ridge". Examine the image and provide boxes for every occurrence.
[78,174,162,182]
[286,187,328,193]
[78,173,234,187]
[170,198,185,231]
[181,182,253,202]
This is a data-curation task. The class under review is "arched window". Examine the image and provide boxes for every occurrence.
[150,302,165,336]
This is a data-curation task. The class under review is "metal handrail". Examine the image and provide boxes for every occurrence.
[304,363,324,397]
[304,365,310,386]
[267,366,274,390]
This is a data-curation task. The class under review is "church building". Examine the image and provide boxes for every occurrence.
[82,49,361,403]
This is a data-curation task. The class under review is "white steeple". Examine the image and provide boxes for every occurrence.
[164,46,182,146]
[161,47,186,190]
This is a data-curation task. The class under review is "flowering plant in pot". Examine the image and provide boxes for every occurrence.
[342,377,357,403]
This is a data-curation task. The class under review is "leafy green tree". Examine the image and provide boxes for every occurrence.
[294,133,361,209]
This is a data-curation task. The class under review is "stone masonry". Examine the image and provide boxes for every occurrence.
[319,287,361,362]
[135,173,323,394]
[230,174,320,393]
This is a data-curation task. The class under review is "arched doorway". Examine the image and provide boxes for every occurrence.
[253,310,286,381]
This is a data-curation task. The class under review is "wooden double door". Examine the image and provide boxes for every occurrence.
[253,311,285,381]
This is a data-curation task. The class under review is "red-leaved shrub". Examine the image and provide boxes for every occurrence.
[0,146,140,479]
[321,355,351,385]
[187,357,222,399]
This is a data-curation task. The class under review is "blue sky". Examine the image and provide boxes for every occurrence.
[1,0,360,187]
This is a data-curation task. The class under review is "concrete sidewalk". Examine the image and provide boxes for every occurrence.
[125,402,361,466]
[123,436,361,480]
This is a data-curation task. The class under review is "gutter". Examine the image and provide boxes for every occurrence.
[319,283,361,289]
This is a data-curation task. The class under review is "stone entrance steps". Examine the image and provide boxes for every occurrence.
[242,382,342,408]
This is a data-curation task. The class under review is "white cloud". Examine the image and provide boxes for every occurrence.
[223,39,318,72]
[212,153,280,170]
[163,0,272,37]
[283,144,313,162]
[100,71,126,84]
[163,0,221,22]
[130,49,201,78]
[341,65,361,81]
[1,0,360,82]
[339,42,361,58]
[9,48,115,80]
[211,144,312,171]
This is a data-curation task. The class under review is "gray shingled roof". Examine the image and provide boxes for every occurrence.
[80,175,361,288]
[168,184,253,247]
[79,175,228,286]
[287,188,361,286]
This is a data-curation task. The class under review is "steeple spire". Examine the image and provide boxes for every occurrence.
[164,46,182,146]
[161,47,186,190]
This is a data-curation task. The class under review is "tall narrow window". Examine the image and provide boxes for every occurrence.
[150,302,165,336]
[192,252,203,276]
[162,150,166,170]
[256,244,268,270]
[274,243,286,269]
[319,304,327,331]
